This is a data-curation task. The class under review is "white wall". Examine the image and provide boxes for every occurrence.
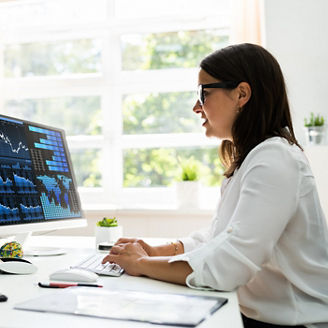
[262,0,328,145]
[262,0,328,220]
[37,208,213,239]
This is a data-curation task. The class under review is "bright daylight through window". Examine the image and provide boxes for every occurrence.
[0,0,232,208]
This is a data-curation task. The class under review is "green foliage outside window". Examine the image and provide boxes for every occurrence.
[122,29,228,188]
[123,92,200,134]
[122,30,228,70]
[70,149,102,187]
[123,147,224,187]
[4,39,101,77]
[4,28,228,188]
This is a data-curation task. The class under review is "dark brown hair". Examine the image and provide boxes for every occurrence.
[200,43,302,178]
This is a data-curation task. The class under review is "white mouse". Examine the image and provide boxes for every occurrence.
[49,268,98,282]
[0,257,37,275]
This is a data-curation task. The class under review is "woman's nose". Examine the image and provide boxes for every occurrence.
[193,100,202,113]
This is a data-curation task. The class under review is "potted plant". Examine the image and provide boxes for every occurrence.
[304,112,326,145]
[175,157,201,209]
[95,217,123,247]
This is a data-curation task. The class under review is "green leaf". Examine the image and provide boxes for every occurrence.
[304,112,325,126]
[178,156,200,181]
[96,217,118,227]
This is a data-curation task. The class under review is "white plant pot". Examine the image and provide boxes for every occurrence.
[95,226,123,247]
[175,181,200,209]
[304,126,326,145]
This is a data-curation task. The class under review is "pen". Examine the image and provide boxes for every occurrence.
[38,282,103,288]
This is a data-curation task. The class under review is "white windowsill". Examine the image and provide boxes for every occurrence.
[82,205,215,217]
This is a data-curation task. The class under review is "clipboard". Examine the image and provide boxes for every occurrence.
[15,287,228,327]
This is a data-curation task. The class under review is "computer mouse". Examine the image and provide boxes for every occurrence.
[0,257,37,275]
[49,268,98,283]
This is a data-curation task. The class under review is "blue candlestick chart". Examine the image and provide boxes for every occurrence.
[0,122,30,160]
[19,196,44,220]
[0,159,38,194]
[0,196,44,223]
[13,173,38,194]
[37,174,80,219]
[0,175,14,194]
[0,197,20,223]
[0,158,44,223]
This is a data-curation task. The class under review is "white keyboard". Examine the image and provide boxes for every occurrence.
[72,253,124,277]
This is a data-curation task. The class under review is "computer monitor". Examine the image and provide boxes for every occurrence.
[0,114,87,255]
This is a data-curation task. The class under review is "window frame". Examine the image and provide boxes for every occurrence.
[0,0,230,209]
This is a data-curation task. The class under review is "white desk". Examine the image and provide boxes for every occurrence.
[0,236,243,328]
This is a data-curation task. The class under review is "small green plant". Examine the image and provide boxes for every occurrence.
[179,157,199,181]
[304,112,325,127]
[97,217,118,227]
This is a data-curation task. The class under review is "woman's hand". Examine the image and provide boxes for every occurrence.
[114,238,158,256]
[102,241,148,276]
[103,240,192,284]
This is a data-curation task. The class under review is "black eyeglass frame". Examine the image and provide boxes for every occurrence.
[197,81,241,106]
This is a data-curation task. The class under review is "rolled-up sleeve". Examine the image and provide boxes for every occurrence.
[170,143,301,291]
[179,226,213,252]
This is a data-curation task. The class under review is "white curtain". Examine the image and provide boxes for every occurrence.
[229,0,263,45]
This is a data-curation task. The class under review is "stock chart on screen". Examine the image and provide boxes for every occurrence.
[0,115,81,225]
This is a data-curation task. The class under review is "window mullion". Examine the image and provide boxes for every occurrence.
[3,75,105,100]
[119,68,198,94]
[122,133,220,149]
[101,26,123,203]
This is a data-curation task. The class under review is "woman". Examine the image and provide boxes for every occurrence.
[103,43,328,328]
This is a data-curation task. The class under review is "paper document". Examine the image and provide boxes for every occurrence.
[15,287,227,327]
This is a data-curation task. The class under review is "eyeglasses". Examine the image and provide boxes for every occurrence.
[197,81,240,106]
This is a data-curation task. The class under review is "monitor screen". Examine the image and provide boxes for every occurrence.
[0,114,83,228]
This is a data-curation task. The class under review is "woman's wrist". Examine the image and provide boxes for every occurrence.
[135,255,192,285]
[171,242,179,256]
[150,245,171,256]
[171,241,184,256]
[147,241,184,257]
[136,255,149,276]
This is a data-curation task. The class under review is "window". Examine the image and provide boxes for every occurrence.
[121,30,228,71]
[4,39,102,78]
[0,0,232,209]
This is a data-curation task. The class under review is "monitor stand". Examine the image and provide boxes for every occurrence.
[0,232,66,257]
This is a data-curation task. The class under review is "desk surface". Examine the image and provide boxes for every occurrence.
[0,236,243,328]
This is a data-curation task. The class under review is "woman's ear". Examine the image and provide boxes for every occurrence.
[237,82,251,108]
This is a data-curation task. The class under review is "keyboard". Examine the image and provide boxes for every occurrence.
[72,253,124,277]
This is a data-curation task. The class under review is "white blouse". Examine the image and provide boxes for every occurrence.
[170,137,328,327]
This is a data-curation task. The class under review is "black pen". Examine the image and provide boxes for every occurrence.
[38,282,103,288]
